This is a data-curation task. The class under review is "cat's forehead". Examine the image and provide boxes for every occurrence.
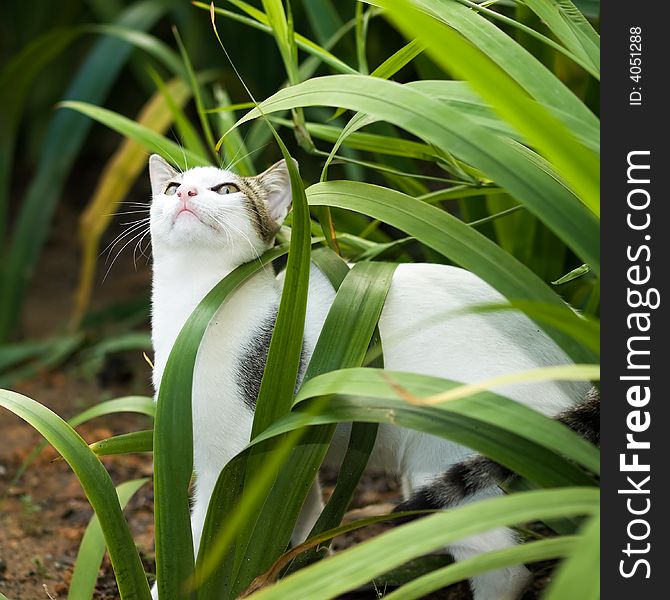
[178,166,241,185]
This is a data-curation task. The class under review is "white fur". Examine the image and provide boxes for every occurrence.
[148,156,587,599]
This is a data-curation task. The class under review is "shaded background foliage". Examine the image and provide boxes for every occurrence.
[1,0,598,357]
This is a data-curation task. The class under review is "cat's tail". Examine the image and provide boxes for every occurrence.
[395,386,600,515]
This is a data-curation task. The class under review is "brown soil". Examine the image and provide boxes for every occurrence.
[0,201,552,600]
[0,372,155,600]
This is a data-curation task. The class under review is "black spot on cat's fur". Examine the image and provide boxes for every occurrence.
[393,487,441,524]
[237,308,307,411]
[393,387,600,516]
[556,386,600,445]
[394,455,513,522]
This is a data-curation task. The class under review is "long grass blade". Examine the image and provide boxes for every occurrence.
[383,535,578,600]
[59,101,209,170]
[377,0,600,216]
[68,479,149,600]
[521,0,600,74]
[543,512,600,599]
[229,76,600,274]
[0,390,151,599]
[152,244,290,600]
[245,488,599,600]
[307,180,596,363]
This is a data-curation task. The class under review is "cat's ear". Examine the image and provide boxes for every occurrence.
[256,158,298,226]
[149,154,179,197]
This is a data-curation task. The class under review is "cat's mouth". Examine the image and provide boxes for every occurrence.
[172,206,217,231]
[173,207,202,223]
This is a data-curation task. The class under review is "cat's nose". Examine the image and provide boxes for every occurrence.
[176,184,198,199]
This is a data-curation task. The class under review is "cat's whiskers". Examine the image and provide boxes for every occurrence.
[133,228,153,267]
[106,210,150,217]
[103,225,150,282]
[100,220,151,259]
[211,214,233,247]
[120,217,151,227]
[212,213,264,267]
[207,213,234,242]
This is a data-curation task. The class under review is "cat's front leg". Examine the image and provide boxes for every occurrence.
[150,468,219,599]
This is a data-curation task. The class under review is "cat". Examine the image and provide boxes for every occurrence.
[148,153,595,600]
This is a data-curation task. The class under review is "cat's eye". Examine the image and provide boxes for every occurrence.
[164,182,179,196]
[211,183,240,195]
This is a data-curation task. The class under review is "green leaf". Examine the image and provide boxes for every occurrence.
[212,86,255,176]
[249,159,311,438]
[251,367,599,481]
[197,1,357,75]
[172,26,216,156]
[89,430,154,458]
[552,263,592,285]
[59,101,210,170]
[68,479,149,600]
[9,395,154,489]
[261,0,300,85]
[384,535,578,599]
[70,396,155,426]
[378,0,598,126]
[196,262,397,598]
[371,38,425,79]
[376,0,600,216]
[269,116,437,160]
[230,75,600,275]
[307,180,596,363]
[0,390,150,599]
[153,244,290,600]
[544,512,600,599]
[246,487,599,600]
[409,80,599,153]
[521,0,600,75]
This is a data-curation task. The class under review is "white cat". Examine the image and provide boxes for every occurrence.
[148,154,591,600]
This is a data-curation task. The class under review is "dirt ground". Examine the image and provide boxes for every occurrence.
[0,202,554,599]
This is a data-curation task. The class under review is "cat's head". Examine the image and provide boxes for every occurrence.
[148,154,294,263]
